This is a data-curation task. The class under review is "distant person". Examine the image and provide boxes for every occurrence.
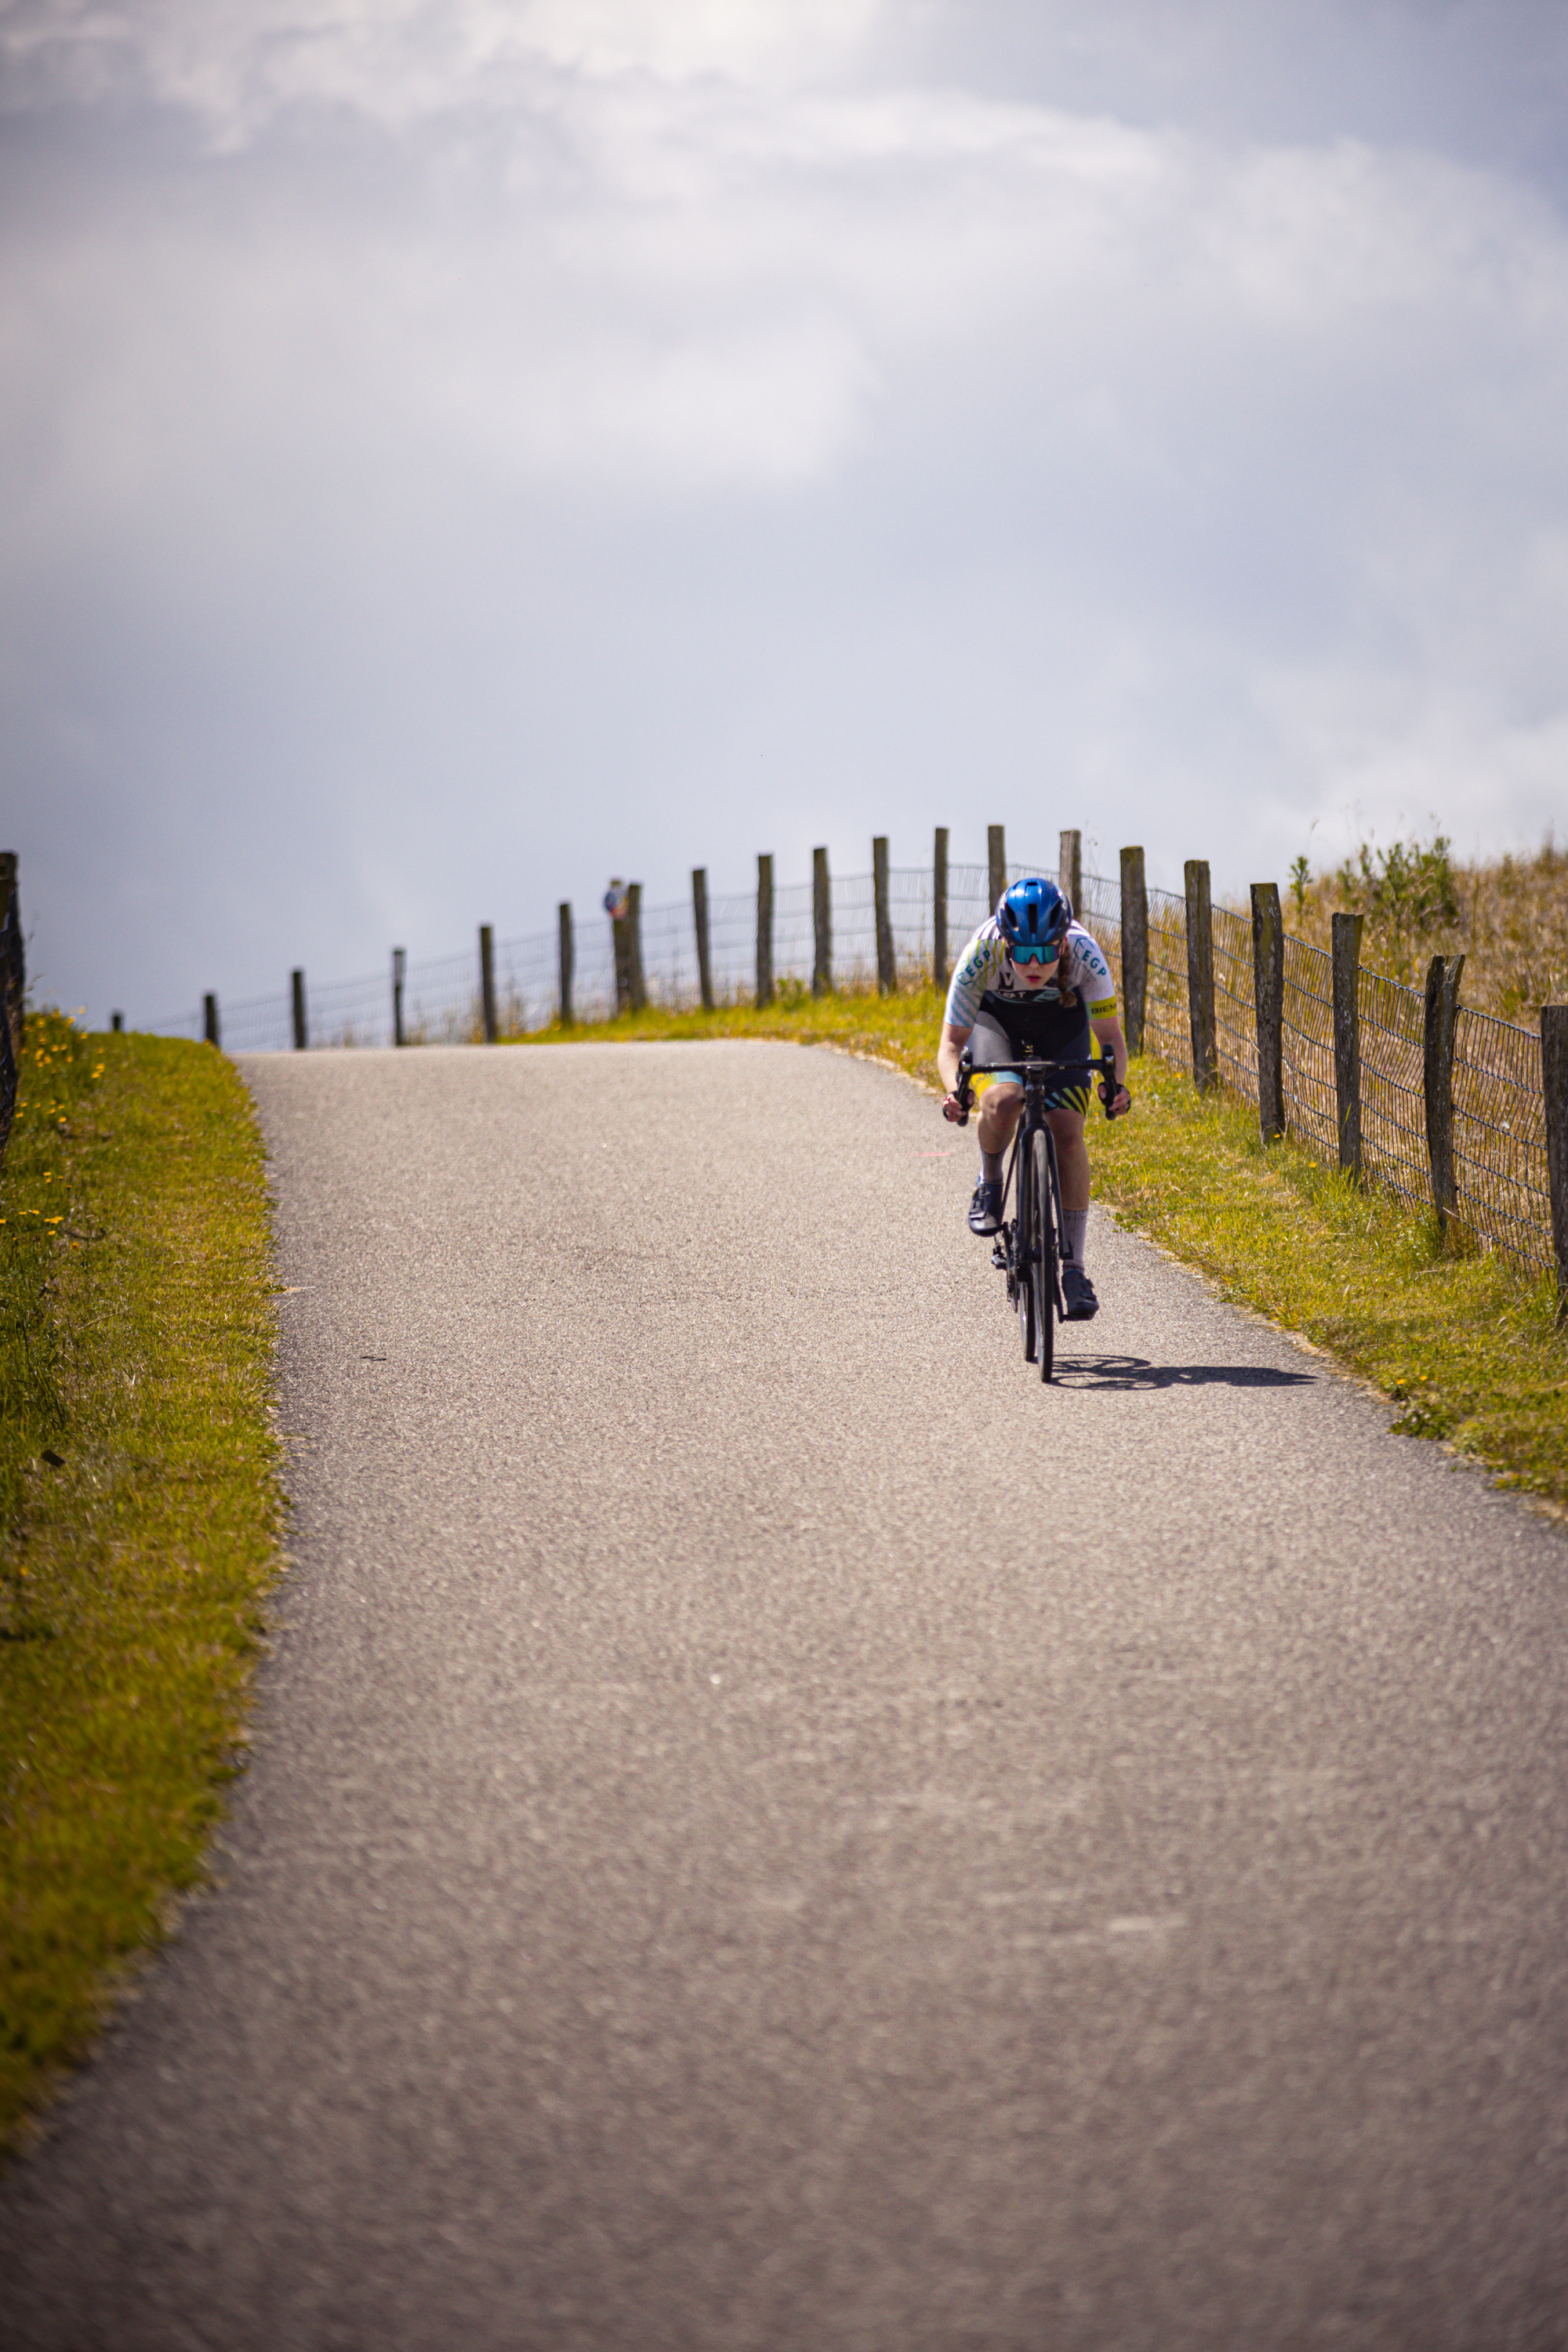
[936,876,1130,1320]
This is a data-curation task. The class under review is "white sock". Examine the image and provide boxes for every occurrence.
[1063,1210,1088,1266]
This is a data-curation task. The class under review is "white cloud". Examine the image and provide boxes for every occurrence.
[12,70,1566,503]
[5,2,1568,1015]
[0,0,884,143]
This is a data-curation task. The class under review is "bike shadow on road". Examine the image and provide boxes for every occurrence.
[1052,1354,1316,1392]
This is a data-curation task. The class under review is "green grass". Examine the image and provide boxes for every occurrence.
[0,1014,283,2154]
[523,987,1568,1505]
[1091,1066,1568,1502]
[525,976,949,1078]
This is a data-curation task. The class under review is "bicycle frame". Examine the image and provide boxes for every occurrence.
[953,1047,1120,1374]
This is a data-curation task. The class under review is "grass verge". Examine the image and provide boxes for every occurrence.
[521,988,1568,1504]
[1,1014,282,2155]
[1091,1066,1568,1502]
[519,978,947,1078]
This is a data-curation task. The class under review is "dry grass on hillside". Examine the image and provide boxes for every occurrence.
[1283,836,1568,1020]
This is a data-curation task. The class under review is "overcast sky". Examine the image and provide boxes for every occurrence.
[7,0,1568,1024]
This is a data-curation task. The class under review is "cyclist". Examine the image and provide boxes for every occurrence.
[936,876,1131,1320]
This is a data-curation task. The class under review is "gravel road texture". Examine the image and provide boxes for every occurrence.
[7,1039,1568,2350]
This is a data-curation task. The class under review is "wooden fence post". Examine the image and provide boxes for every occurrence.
[1120,846,1146,1055]
[1059,828,1081,913]
[392,948,407,1047]
[692,869,713,1011]
[626,883,646,1013]
[111,1012,123,1033]
[0,855,18,1162]
[873,836,895,993]
[812,846,832,996]
[0,855,20,1044]
[608,884,632,1013]
[204,993,220,1048]
[1184,859,1218,1092]
[1541,1006,1568,1324]
[0,851,24,1065]
[756,854,775,1007]
[479,924,498,1042]
[292,969,308,1051]
[556,908,573,1027]
[988,824,1007,913]
[1250,883,1284,1142]
[1331,910,1363,1178]
[933,826,949,995]
[1423,952,1465,1234]
[0,1008,12,1162]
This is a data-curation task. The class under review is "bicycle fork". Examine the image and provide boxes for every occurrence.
[996,1125,1025,1292]
[1041,1123,1068,1323]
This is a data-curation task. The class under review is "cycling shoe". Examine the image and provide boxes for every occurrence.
[967,1180,1004,1236]
[1061,1264,1099,1319]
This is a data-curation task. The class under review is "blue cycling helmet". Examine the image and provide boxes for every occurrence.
[997,875,1070,962]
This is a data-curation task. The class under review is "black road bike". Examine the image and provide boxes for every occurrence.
[954,1047,1123,1382]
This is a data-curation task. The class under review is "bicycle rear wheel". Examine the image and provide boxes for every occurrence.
[1013,1137,1036,1362]
[1032,1129,1056,1382]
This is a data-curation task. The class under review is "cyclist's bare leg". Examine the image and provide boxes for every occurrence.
[1044,1105,1095,1301]
[976,1081,1024,1157]
[1044,1105,1088,1210]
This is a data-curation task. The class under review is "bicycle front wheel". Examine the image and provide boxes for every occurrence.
[1014,1136,1037,1363]
[1032,1129,1056,1382]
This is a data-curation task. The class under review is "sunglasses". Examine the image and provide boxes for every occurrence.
[1010,942,1061,966]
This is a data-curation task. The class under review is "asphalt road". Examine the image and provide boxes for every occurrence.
[8,1039,1568,2351]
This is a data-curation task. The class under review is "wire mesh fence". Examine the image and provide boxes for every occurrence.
[150,859,1008,1049]
[1213,906,1257,1104]
[1075,874,1192,1080]
[1076,866,1556,1279]
[1279,933,1336,1167]
[1356,967,1430,1212]
[1452,1007,1552,1275]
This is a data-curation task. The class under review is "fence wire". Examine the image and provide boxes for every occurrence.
[1452,1007,1552,1274]
[151,858,1019,1050]
[152,862,999,1051]
[1357,967,1429,1213]
[1145,886,1192,1079]
[1079,867,1555,1278]
[1213,905,1256,1102]
[1279,933,1338,1168]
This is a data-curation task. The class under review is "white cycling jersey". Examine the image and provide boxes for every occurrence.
[944,916,1117,1033]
